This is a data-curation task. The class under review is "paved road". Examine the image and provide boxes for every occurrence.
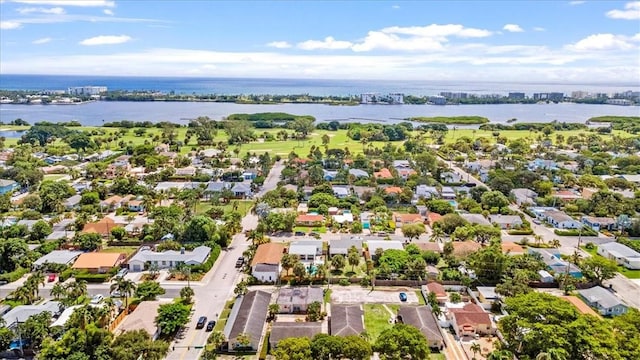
[449,163,640,309]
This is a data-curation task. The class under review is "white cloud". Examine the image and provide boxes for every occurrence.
[103,9,113,15]
[266,41,291,49]
[10,0,114,6]
[392,5,400,9]
[298,36,353,50]
[569,1,585,5]
[32,37,51,44]
[533,27,546,32]
[606,1,640,20]
[17,6,65,14]
[0,21,22,29]
[79,34,131,46]
[568,33,635,51]
[503,24,524,32]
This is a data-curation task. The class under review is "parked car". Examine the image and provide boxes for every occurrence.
[377,231,387,237]
[309,232,320,239]
[205,320,216,331]
[90,294,104,304]
[47,274,56,282]
[196,316,207,329]
[399,292,407,302]
[235,257,245,268]
[294,231,305,236]
[110,290,122,298]
[0,280,8,285]
[115,268,128,278]
[533,219,542,225]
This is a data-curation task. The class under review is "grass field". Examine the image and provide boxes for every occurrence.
[415,290,426,305]
[213,298,236,332]
[363,304,394,342]
[195,200,253,217]
[102,246,140,256]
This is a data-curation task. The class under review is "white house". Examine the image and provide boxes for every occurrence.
[489,214,523,229]
[545,210,580,229]
[367,240,404,254]
[127,246,211,272]
[289,241,323,264]
[511,188,537,206]
[578,286,628,317]
[251,243,285,283]
[597,242,640,270]
[415,185,439,199]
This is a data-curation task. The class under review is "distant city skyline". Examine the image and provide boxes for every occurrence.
[1,0,639,83]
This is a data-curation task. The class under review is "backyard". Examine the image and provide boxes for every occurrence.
[363,304,395,343]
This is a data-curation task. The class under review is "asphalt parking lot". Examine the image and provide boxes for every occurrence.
[330,287,420,304]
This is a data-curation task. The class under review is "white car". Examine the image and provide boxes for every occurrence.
[90,294,104,304]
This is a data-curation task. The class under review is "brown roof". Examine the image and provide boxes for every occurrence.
[270,322,322,347]
[397,306,444,345]
[102,195,123,204]
[427,212,443,224]
[82,217,116,235]
[251,243,285,266]
[394,213,424,223]
[452,241,482,257]
[452,311,491,327]
[449,303,484,314]
[415,242,442,253]
[330,304,364,336]
[501,242,524,254]
[559,296,601,317]
[385,186,403,194]
[426,282,447,298]
[374,168,393,179]
[72,252,124,269]
[296,214,324,222]
[117,301,161,336]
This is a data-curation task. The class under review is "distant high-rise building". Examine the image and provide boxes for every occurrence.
[508,92,525,100]
[67,86,107,96]
[440,92,467,99]
[571,91,589,99]
[429,95,446,105]
[360,93,404,104]
[548,92,564,102]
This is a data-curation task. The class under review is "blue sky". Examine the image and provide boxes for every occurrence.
[1,0,639,82]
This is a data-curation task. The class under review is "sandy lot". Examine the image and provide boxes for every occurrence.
[330,287,419,304]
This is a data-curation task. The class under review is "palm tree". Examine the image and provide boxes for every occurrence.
[110,278,137,312]
[430,227,445,243]
[550,239,561,248]
[11,286,34,305]
[50,283,66,300]
[487,350,514,360]
[26,271,46,301]
[67,279,88,299]
[470,342,481,359]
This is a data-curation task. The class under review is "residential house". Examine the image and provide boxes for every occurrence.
[545,210,580,229]
[620,174,640,184]
[393,160,416,179]
[393,213,425,228]
[577,286,628,317]
[448,303,495,338]
[530,248,582,277]
[115,301,162,340]
[33,250,83,269]
[452,241,481,258]
[231,183,252,198]
[384,186,403,195]
[72,252,126,273]
[204,181,231,198]
[511,188,537,206]
[476,287,499,304]
[289,241,323,264]
[329,238,363,256]
[460,213,491,226]
[597,242,640,269]
[297,203,308,214]
[416,242,442,254]
[348,169,369,179]
[46,230,75,241]
[128,246,211,272]
[296,214,324,227]
[427,212,443,226]
[528,159,557,171]
[128,199,144,213]
[269,322,322,349]
[63,194,82,210]
[441,172,461,184]
[422,282,448,305]
[82,217,117,237]
[0,179,18,194]
[17,219,38,232]
[553,190,581,201]
[415,185,439,199]
[488,214,523,229]
[501,242,525,256]
[222,290,270,353]
[100,195,124,211]
[175,166,197,177]
[251,243,285,283]
[559,161,580,172]
[352,186,376,200]
[332,186,350,199]
[465,160,493,173]
[323,169,338,181]
[440,187,456,199]
[397,306,444,349]
[332,210,354,224]
[373,168,393,180]
[330,304,364,336]
[242,169,259,180]
[367,240,404,256]
[276,287,324,313]
[2,302,62,330]
[582,216,617,232]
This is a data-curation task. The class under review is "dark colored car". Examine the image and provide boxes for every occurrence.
[294,231,305,236]
[399,292,408,302]
[235,257,245,268]
[309,232,320,239]
[206,320,216,331]
[196,316,207,329]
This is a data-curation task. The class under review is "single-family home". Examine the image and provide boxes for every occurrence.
[384,186,403,195]
[460,213,491,226]
[332,210,354,224]
[448,303,495,338]
[620,174,640,184]
[204,181,232,198]
[416,242,442,254]
[577,286,628,317]
[397,306,444,349]
[296,214,324,226]
[100,195,124,211]
[373,168,393,180]
[128,199,144,213]
[529,248,582,277]
[0,179,19,194]
[63,195,82,210]
[528,159,557,171]
[115,301,162,340]
[269,322,322,349]
[552,190,581,201]
[545,210,580,229]
[367,240,404,256]
[82,217,117,237]
[582,216,617,232]
[222,290,270,353]
[427,212,443,226]
[415,185,439,199]
[242,169,259,180]
[488,214,523,229]
[441,172,461,184]
[393,213,425,228]
[72,252,126,273]
[323,169,338,181]
[251,243,285,283]
[348,169,369,179]
[330,304,364,337]
[2,302,62,330]
[597,242,640,269]
[231,183,252,198]
[501,242,524,256]
[289,241,323,264]
[175,166,197,177]
[511,188,537,206]
[332,186,350,199]
[128,246,211,272]
[440,187,456,199]
[476,287,499,304]
[276,287,324,313]
[33,250,83,270]
[329,238,363,256]
[17,219,38,232]
[422,282,448,305]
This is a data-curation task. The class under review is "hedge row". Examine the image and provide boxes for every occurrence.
[59,268,74,282]
[508,229,534,235]
[190,245,221,274]
[554,228,597,236]
[0,267,29,283]
[75,273,111,283]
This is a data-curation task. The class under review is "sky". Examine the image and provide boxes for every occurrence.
[0,0,639,83]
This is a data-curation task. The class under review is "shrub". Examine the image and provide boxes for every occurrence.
[338,278,350,286]
[507,229,534,235]
[0,267,29,283]
[74,273,110,283]
[58,268,74,282]
[585,242,596,250]
[190,244,221,274]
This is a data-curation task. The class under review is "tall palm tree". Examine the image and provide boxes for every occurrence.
[470,343,481,359]
[11,286,34,305]
[110,278,137,312]
[430,227,445,243]
[50,283,66,300]
[27,271,46,301]
[67,279,88,300]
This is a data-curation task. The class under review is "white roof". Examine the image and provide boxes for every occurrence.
[51,305,83,327]
[461,214,491,226]
[2,302,61,326]
[476,286,498,300]
[129,246,211,265]
[33,250,83,266]
[599,242,640,259]
[367,240,404,252]
[578,286,626,309]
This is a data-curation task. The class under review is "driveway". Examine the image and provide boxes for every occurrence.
[330,287,419,304]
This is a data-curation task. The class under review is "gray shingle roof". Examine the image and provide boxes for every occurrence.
[33,250,83,267]
[330,304,364,336]
[578,286,626,309]
[128,246,210,265]
[397,306,444,345]
[224,290,270,350]
[269,322,322,348]
[2,302,62,327]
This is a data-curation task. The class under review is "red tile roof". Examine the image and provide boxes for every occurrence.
[296,214,324,222]
[427,212,443,224]
[385,186,403,194]
[426,282,447,297]
[374,168,393,179]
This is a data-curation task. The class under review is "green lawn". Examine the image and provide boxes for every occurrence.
[195,200,253,217]
[102,246,140,256]
[363,304,393,343]
[581,245,640,279]
[294,226,327,234]
[213,298,236,332]
[415,290,426,305]
[430,354,446,360]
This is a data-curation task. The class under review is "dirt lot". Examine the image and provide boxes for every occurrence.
[330,287,419,304]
